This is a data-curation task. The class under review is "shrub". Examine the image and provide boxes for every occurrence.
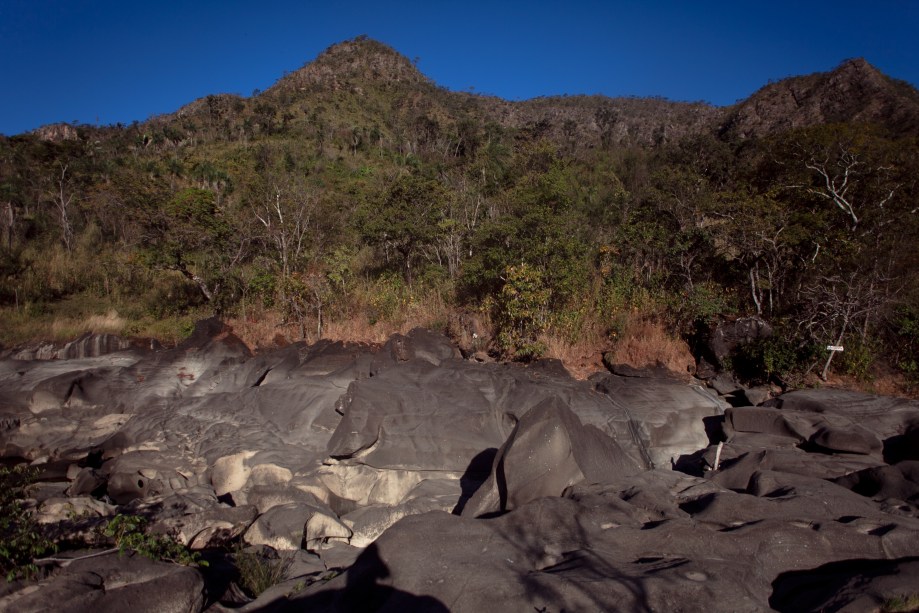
[366,273,407,325]
[730,334,820,385]
[234,546,293,597]
[882,593,919,613]
[141,275,206,318]
[247,269,277,308]
[837,337,876,382]
[493,263,549,361]
[893,306,919,391]
[668,283,732,336]
[0,465,57,581]
[100,514,205,567]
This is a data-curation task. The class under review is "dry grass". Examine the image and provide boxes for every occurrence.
[51,310,127,338]
[606,318,695,379]
[0,305,129,347]
[227,291,454,352]
[540,328,606,379]
[539,316,695,380]
[824,371,919,400]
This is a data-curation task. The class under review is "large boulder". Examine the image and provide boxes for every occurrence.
[326,358,652,475]
[462,397,642,517]
[708,316,773,362]
[243,501,351,552]
[594,373,724,468]
[273,464,919,612]
[767,388,919,448]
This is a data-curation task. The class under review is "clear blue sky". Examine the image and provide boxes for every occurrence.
[1,0,917,136]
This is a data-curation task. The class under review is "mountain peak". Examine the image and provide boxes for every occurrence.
[837,57,874,72]
[720,57,919,139]
[827,57,888,89]
[267,36,429,96]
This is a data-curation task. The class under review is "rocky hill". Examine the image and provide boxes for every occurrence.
[719,58,919,139]
[267,36,432,95]
[150,39,919,149]
[23,39,919,154]
[4,36,919,403]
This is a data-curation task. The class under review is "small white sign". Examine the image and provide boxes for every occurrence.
[826,345,844,352]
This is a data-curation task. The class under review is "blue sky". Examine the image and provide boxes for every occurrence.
[1,0,917,136]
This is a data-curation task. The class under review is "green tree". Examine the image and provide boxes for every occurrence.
[144,187,244,306]
[494,262,550,360]
[463,144,590,310]
[357,174,447,286]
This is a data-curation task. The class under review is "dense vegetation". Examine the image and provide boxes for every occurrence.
[3,37,919,389]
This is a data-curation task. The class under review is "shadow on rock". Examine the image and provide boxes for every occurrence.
[883,421,919,464]
[769,556,919,613]
[256,543,449,612]
[451,447,497,515]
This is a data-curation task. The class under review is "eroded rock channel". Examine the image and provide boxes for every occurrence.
[2,320,918,611]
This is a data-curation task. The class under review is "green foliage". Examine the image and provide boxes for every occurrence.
[493,263,549,361]
[152,188,229,263]
[668,283,732,335]
[881,594,919,613]
[462,146,590,310]
[0,465,56,581]
[730,334,819,384]
[141,275,206,318]
[247,269,277,308]
[101,514,205,567]
[357,174,448,285]
[234,547,293,598]
[366,272,407,324]
[837,337,877,382]
[893,305,919,390]
[324,247,355,292]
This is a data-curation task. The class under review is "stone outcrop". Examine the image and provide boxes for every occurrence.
[2,319,918,612]
[1,551,205,613]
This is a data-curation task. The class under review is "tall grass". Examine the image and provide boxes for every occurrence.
[0,295,204,348]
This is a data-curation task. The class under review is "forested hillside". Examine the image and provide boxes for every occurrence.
[3,37,919,390]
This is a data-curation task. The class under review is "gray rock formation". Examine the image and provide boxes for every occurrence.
[461,397,642,517]
[1,551,205,613]
[2,319,919,612]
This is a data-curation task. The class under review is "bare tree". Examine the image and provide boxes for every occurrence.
[430,170,483,279]
[798,272,889,380]
[304,271,332,339]
[800,142,898,231]
[51,163,76,252]
[255,183,312,281]
[1,201,13,253]
[253,170,318,331]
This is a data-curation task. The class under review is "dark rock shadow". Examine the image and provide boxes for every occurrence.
[451,447,497,515]
[673,415,724,476]
[883,422,919,464]
[672,448,708,476]
[198,548,239,609]
[769,556,919,612]
[702,414,726,444]
[253,543,449,612]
